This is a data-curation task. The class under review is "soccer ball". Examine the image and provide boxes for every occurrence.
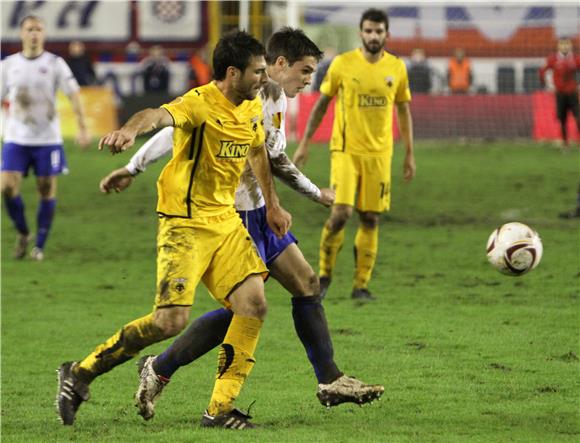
[486,222,543,276]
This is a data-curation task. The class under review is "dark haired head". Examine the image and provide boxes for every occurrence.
[359,8,389,31]
[20,15,43,28]
[212,30,266,81]
[266,27,324,66]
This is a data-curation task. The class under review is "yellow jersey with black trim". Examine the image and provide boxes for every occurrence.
[320,48,411,156]
[157,82,265,217]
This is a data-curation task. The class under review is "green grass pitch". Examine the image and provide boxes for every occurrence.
[2,140,579,442]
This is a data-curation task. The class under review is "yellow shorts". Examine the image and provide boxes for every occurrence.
[154,210,267,309]
[330,151,392,212]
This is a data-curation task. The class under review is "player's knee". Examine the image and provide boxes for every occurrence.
[360,212,379,228]
[1,183,17,199]
[153,309,188,337]
[37,180,55,198]
[248,293,268,319]
[328,212,349,231]
[303,269,320,296]
[238,291,267,319]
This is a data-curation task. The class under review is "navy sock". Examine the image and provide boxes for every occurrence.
[36,199,56,249]
[153,308,233,379]
[292,295,342,384]
[4,195,29,235]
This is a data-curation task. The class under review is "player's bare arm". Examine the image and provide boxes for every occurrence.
[396,101,416,182]
[98,107,173,154]
[99,167,134,194]
[270,150,335,207]
[69,91,91,149]
[248,144,292,237]
[293,94,332,168]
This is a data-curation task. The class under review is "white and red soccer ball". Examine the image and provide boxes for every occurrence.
[486,222,543,276]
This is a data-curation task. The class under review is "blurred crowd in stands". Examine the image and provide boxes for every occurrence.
[63,39,549,103]
[64,40,212,104]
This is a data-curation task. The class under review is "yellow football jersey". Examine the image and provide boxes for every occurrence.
[320,48,411,156]
[157,82,265,217]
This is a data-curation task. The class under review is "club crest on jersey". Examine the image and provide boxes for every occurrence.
[172,278,187,293]
[217,140,250,160]
[385,76,394,87]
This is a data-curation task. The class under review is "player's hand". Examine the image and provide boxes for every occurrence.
[403,152,416,182]
[98,128,137,154]
[76,127,91,150]
[292,140,310,169]
[266,205,292,239]
[318,188,335,207]
[99,167,135,193]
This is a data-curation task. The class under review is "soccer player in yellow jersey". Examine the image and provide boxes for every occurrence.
[56,31,292,429]
[293,8,416,300]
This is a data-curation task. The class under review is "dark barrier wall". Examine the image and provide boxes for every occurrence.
[118,93,175,126]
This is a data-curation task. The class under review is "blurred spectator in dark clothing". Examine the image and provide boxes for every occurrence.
[141,45,171,93]
[189,47,211,88]
[408,48,432,93]
[312,47,337,92]
[66,40,96,86]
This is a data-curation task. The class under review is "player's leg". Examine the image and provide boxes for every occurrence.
[31,175,56,260]
[570,92,580,135]
[556,92,568,146]
[134,211,270,421]
[138,209,267,401]
[268,235,383,406]
[30,144,69,259]
[319,152,357,296]
[351,155,391,299]
[319,204,352,296]
[57,307,188,425]
[201,217,268,428]
[135,307,232,420]
[56,217,201,425]
[205,274,266,409]
[269,243,342,380]
[1,143,31,258]
[352,210,380,299]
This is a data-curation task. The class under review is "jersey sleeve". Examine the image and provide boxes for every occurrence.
[0,59,7,101]
[55,56,80,96]
[126,126,174,175]
[161,90,203,131]
[319,57,341,97]
[250,99,265,149]
[263,94,287,159]
[395,60,412,103]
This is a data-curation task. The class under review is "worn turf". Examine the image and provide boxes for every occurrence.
[2,140,578,442]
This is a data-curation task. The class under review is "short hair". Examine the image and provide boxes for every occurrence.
[266,27,324,66]
[19,15,43,28]
[212,30,266,81]
[359,8,389,31]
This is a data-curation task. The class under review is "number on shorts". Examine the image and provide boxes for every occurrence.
[50,149,61,170]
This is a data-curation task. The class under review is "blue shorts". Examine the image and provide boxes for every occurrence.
[238,205,297,267]
[1,142,68,177]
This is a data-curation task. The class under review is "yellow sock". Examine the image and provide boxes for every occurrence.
[74,313,165,383]
[207,315,262,416]
[353,225,379,289]
[319,223,345,278]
